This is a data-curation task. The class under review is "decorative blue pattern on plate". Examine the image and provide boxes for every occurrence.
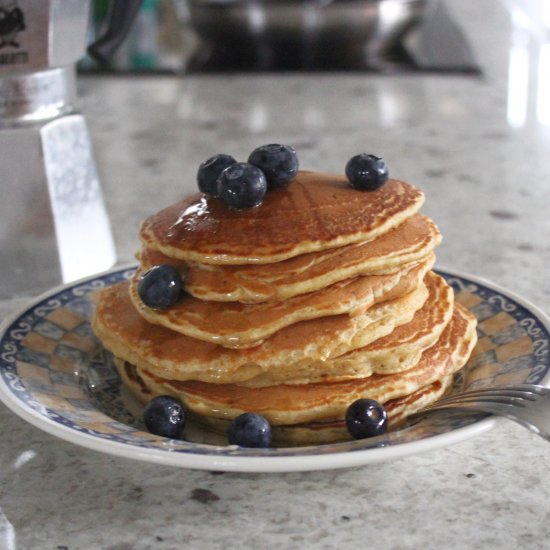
[1,267,549,472]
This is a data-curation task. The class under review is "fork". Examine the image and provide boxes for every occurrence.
[408,384,550,441]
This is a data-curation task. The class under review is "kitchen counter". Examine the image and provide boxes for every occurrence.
[2,1,550,548]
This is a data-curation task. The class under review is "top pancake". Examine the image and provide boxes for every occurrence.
[140,171,425,265]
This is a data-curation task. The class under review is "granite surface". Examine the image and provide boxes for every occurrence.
[2,0,550,548]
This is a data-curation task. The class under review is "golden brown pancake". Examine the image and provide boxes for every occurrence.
[113,303,475,431]
[138,214,441,303]
[193,376,454,445]
[237,271,454,387]
[331,270,455,376]
[140,172,424,265]
[93,279,429,384]
[129,255,434,348]
[141,303,476,426]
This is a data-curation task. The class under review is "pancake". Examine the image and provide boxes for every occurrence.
[273,375,454,444]
[237,270,454,387]
[330,270,455,376]
[193,376,454,445]
[138,214,441,303]
[114,303,475,428]
[140,172,424,265]
[93,279,429,384]
[129,255,434,348]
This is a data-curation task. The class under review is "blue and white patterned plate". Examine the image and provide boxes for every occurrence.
[1,266,549,472]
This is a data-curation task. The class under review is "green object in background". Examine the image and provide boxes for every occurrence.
[93,0,110,21]
[129,0,158,70]
[80,0,160,72]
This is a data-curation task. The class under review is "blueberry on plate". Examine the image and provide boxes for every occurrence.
[143,395,186,439]
[137,264,183,310]
[197,153,236,196]
[345,398,388,440]
[227,412,272,448]
[345,153,389,191]
[248,144,299,188]
[217,162,267,209]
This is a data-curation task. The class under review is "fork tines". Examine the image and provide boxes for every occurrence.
[430,384,550,408]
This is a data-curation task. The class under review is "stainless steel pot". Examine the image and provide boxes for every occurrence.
[182,0,431,69]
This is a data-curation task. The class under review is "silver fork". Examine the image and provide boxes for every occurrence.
[408,384,550,441]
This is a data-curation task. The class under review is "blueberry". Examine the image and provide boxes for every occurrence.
[197,153,236,196]
[217,162,267,209]
[137,264,183,309]
[345,154,389,190]
[345,399,388,439]
[143,395,186,439]
[248,144,299,188]
[227,412,272,448]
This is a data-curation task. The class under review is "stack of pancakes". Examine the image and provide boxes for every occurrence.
[93,171,477,444]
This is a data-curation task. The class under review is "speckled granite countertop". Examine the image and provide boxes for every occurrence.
[2,1,550,548]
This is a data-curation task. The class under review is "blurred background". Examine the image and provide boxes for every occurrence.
[80,0,483,73]
[2,0,550,298]
[78,0,550,76]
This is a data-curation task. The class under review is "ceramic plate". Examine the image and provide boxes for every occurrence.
[1,267,549,472]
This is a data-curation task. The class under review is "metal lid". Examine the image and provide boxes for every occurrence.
[0,66,76,125]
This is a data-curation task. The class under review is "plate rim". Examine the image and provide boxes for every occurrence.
[0,264,548,472]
